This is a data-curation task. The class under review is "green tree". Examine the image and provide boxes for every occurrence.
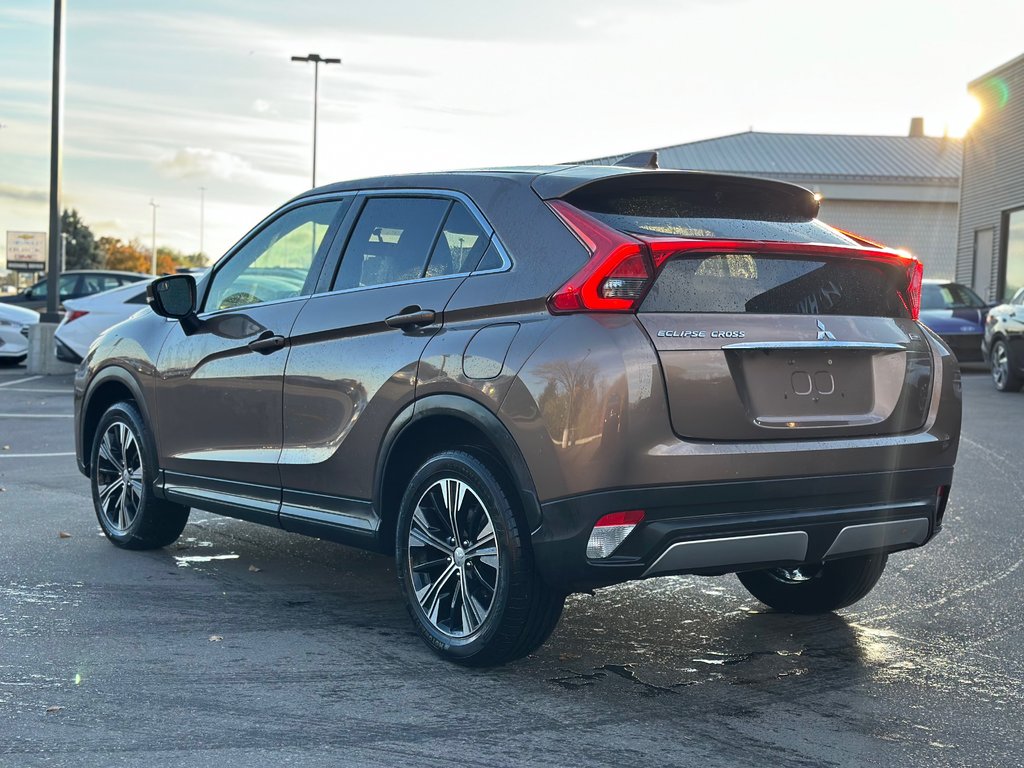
[157,246,207,273]
[60,209,101,269]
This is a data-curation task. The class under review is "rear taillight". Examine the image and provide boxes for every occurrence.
[547,200,653,313]
[547,200,924,320]
[586,510,645,559]
[64,310,89,324]
[906,259,924,321]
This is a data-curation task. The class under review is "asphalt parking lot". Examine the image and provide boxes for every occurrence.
[0,366,1022,767]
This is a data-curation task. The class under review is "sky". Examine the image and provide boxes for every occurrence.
[1,0,1023,265]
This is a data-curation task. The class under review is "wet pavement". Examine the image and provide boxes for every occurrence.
[0,367,1021,767]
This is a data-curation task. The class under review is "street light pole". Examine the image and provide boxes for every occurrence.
[291,52,341,188]
[148,199,159,275]
[42,0,66,324]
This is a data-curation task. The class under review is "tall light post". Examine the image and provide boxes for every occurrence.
[199,186,206,259]
[290,52,341,188]
[42,0,66,324]
[148,199,159,275]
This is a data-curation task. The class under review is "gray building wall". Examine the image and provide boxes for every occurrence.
[815,199,958,278]
[818,199,959,277]
[956,52,1024,302]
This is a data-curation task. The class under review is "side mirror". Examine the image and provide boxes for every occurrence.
[147,274,198,331]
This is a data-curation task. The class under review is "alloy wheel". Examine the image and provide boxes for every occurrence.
[406,477,499,638]
[992,343,1009,389]
[95,421,144,533]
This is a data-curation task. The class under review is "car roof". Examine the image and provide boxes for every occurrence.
[295,164,817,208]
[34,269,151,279]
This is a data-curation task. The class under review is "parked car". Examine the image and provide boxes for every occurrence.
[982,286,1024,392]
[0,302,39,364]
[919,279,990,363]
[73,163,961,665]
[54,278,156,364]
[0,270,150,312]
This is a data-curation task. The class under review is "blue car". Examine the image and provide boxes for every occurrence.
[920,279,990,362]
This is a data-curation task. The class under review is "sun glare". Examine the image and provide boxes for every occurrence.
[934,94,983,137]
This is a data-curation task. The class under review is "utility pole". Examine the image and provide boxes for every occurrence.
[42,0,65,324]
[149,199,159,275]
[290,53,341,188]
[199,186,206,259]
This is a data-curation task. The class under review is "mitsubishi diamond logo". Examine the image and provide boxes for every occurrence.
[816,320,837,341]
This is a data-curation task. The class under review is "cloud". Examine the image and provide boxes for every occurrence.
[0,183,47,204]
[251,99,275,114]
[157,147,255,181]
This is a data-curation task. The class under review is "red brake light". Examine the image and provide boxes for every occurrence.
[906,258,924,321]
[546,200,653,313]
[64,310,89,324]
[594,510,646,527]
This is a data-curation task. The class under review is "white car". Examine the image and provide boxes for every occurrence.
[0,303,39,365]
[54,278,155,363]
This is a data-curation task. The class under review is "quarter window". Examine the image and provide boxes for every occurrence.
[205,201,344,312]
[335,197,450,290]
[425,202,490,277]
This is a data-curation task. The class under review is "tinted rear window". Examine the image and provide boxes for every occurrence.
[640,254,912,318]
[576,190,854,245]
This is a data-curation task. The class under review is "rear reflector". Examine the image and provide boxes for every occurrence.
[586,510,645,559]
[547,200,924,320]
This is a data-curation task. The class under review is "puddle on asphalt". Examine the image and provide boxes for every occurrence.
[173,554,240,568]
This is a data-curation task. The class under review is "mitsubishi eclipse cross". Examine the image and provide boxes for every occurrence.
[74,160,961,665]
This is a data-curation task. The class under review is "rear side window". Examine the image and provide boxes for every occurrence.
[641,253,912,318]
[336,197,450,290]
[921,283,986,310]
[82,275,121,294]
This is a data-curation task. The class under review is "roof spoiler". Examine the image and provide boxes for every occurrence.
[613,151,659,170]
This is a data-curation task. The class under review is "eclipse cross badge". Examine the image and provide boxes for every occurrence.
[816,320,837,341]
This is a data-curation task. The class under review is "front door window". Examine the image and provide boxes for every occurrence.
[205,201,344,312]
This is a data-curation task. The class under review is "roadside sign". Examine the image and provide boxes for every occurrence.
[5,231,47,271]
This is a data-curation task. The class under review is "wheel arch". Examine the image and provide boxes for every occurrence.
[374,394,542,555]
[80,366,152,475]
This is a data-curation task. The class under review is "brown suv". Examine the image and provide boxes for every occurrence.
[73,163,961,665]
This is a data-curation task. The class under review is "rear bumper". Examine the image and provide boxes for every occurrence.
[531,466,953,592]
[54,336,83,364]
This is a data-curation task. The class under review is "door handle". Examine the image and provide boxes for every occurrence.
[247,331,287,354]
[384,306,436,330]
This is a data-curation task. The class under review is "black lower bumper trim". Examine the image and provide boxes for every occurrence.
[532,467,953,592]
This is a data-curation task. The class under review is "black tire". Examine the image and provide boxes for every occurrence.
[90,401,189,550]
[0,356,24,366]
[395,450,564,666]
[737,554,888,614]
[991,339,1023,392]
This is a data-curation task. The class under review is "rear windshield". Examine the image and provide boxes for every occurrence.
[572,189,856,245]
[640,253,912,318]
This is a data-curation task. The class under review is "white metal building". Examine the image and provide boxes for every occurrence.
[580,123,962,278]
